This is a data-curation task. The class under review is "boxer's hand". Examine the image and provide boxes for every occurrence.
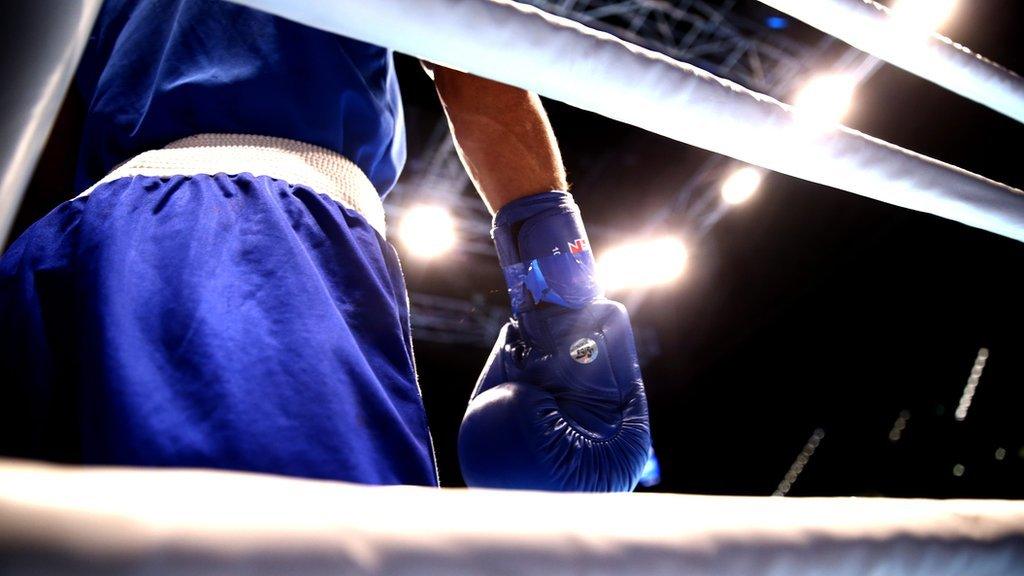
[458,191,651,491]
[459,300,650,491]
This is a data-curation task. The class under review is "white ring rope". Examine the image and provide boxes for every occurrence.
[756,0,1024,125]
[229,0,1024,244]
[1,460,1023,575]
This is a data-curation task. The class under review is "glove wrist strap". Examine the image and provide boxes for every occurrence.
[492,191,603,314]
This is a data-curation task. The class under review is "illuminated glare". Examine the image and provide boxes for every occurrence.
[597,236,688,293]
[889,0,957,35]
[398,204,456,259]
[952,463,965,477]
[791,74,857,128]
[721,167,763,205]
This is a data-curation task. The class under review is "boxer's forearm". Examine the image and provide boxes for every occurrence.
[431,66,567,214]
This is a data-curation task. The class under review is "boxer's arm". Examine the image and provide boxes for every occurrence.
[429,65,567,213]
[427,67,652,492]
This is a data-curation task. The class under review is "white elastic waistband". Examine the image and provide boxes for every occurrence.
[80,134,387,238]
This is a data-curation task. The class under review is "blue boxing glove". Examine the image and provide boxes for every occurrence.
[458,191,651,492]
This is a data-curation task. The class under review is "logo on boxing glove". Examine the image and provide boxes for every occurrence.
[568,238,588,255]
[569,337,599,364]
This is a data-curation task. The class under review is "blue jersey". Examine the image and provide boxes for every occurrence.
[74,0,406,195]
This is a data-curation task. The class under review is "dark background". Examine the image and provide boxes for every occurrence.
[11,0,1024,498]
[394,0,1024,497]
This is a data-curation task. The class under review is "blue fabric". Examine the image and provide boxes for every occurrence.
[74,0,405,196]
[0,174,437,486]
[492,192,602,313]
[522,252,601,310]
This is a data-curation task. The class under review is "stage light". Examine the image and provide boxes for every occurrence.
[890,0,957,35]
[597,236,688,292]
[721,167,763,205]
[791,73,857,128]
[398,204,456,259]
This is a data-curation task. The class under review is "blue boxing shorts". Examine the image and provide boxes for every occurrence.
[0,134,437,486]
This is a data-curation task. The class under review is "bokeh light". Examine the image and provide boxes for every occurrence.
[597,236,688,293]
[792,73,858,128]
[721,166,763,205]
[398,204,457,259]
[890,0,957,35]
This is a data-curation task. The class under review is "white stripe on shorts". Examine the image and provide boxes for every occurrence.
[79,133,388,238]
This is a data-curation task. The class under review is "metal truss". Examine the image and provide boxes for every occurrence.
[394,0,844,348]
[408,292,509,347]
[523,0,822,98]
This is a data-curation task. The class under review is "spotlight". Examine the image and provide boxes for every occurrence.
[597,236,687,293]
[791,73,857,128]
[890,0,957,35]
[398,204,456,259]
[721,167,763,205]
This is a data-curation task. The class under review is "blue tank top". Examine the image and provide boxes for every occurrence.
[74,0,406,196]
